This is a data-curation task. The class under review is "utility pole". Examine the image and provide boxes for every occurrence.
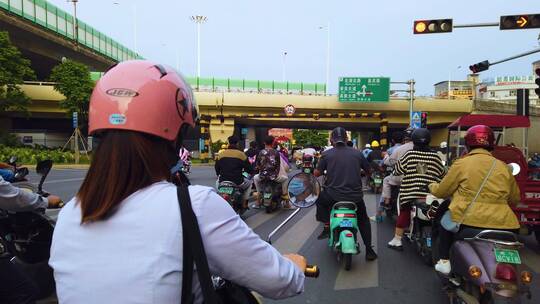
[68,0,79,44]
[408,79,415,127]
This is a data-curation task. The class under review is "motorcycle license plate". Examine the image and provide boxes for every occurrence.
[264,193,272,199]
[218,187,234,195]
[303,168,311,173]
[339,219,353,228]
[494,249,521,264]
[374,178,382,184]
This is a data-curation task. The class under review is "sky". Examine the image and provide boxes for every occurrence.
[49,0,540,95]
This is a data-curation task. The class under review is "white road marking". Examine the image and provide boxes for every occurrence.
[273,208,319,253]
[38,177,86,185]
[244,210,283,230]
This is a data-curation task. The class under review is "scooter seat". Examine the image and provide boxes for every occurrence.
[332,201,357,211]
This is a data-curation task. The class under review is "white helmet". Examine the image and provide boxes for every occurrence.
[365,143,371,148]
[440,141,448,149]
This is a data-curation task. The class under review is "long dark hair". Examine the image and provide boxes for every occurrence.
[77,130,177,224]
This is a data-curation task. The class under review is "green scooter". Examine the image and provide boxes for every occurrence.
[329,202,360,270]
[268,172,359,271]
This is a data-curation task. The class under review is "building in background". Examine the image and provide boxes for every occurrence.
[477,75,539,105]
[434,80,473,99]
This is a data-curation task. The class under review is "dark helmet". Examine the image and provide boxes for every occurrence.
[465,125,495,150]
[330,127,348,145]
[404,127,414,140]
[411,128,431,146]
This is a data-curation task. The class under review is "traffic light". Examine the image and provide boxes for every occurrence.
[500,14,540,30]
[469,60,490,73]
[535,67,540,98]
[420,112,428,128]
[413,19,453,34]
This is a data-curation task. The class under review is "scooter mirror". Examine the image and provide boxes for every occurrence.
[287,172,321,208]
[36,160,53,177]
[508,163,521,176]
[9,156,17,163]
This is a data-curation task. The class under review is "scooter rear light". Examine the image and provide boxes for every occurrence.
[495,264,517,281]
[345,233,353,237]
[521,271,533,284]
[220,194,230,201]
[334,213,355,218]
[469,265,482,279]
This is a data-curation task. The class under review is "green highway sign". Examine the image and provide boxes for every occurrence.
[338,77,390,102]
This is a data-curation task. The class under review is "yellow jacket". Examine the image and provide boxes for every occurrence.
[429,148,520,230]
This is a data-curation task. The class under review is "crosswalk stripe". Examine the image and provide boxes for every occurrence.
[273,208,319,253]
[333,220,379,290]
[244,209,282,230]
[334,194,379,290]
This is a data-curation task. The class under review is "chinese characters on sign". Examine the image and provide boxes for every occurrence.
[338,77,390,102]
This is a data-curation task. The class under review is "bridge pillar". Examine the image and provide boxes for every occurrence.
[199,118,210,162]
[209,118,235,144]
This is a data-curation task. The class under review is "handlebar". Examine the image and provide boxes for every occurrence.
[305,264,320,278]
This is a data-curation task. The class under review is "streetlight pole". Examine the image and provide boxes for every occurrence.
[67,0,78,44]
[282,51,287,82]
[319,22,331,95]
[191,15,207,78]
[113,1,138,54]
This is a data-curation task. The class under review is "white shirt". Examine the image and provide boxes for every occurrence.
[0,176,48,211]
[50,182,304,304]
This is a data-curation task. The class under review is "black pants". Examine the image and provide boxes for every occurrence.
[438,223,518,260]
[315,191,372,247]
[0,258,39,304]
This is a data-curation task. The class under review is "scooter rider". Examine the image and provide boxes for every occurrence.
[314,127,378,261]
[387,128,446,250]
[215,135,254,209]
[253,135,289,208]
[0,162,15,182]
[429,125,521,274]
[379,128,414,212]
[0,175,62,304]
[49,61,306,303]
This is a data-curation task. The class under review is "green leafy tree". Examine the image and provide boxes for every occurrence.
[49,59,94,131]
[292,129,329,147]
[0,31,36,112]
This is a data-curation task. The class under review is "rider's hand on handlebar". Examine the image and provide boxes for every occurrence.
[284,253,307,273]
[47,195,63,208]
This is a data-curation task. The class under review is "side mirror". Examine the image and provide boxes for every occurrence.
[508,163,521,176]
[287,173,320,208]
[36,160,53,177]
[9,156,17,164]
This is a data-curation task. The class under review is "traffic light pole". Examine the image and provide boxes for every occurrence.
[453,22,499,28]
[489,48,540,66]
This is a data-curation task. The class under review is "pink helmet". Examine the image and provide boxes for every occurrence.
[89,60,198,141]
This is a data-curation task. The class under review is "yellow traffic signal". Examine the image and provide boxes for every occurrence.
[413,19,453,34]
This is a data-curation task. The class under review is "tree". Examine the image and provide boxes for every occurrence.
[292,129,329,147]
[49,59,94,131]
[0,31,36,113]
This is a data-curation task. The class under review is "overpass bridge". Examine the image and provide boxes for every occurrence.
[2,82,473,156]
[0,0,140,79]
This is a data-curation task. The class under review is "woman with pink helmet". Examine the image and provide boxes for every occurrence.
[49,60,306,303]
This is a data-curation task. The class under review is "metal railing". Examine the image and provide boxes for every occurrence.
[0,0,141,62]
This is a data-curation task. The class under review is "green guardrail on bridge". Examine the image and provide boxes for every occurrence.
[90,72,326,95]
[0,0,141,62]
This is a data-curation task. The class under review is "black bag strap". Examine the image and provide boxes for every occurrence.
[178,185,220,304]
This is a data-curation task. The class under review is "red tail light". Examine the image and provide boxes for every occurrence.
[345,233,353,237]
[495,264,517,281]
[220,194,230,201]
[334,213,356,218]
